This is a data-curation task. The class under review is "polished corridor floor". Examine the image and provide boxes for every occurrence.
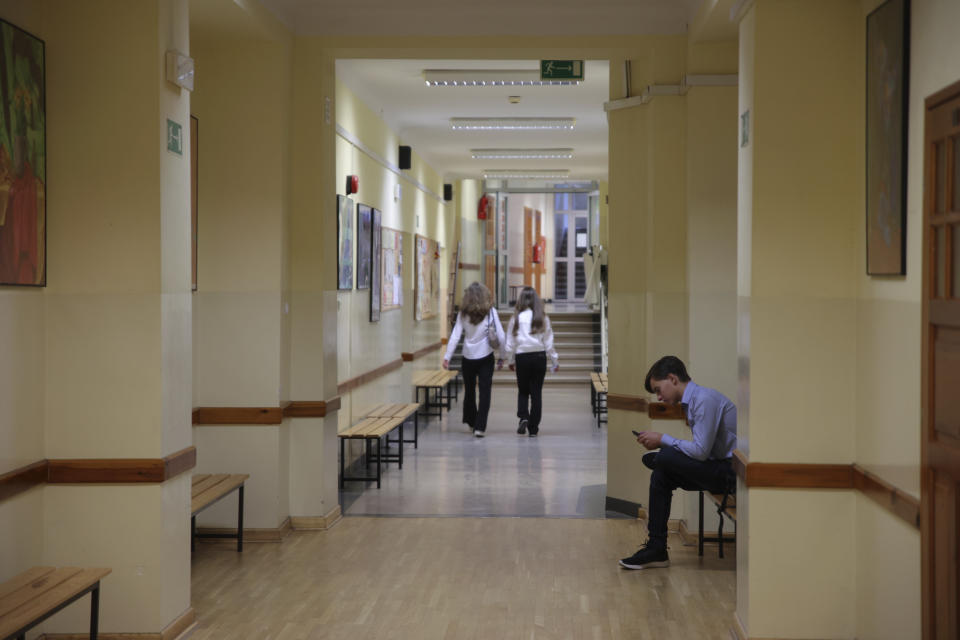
[341,386,609,517]
[188,384,738,639]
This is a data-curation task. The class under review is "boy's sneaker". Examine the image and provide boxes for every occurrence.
[474,430,485,438]
[619,543,670,570]
[517,419,528,435]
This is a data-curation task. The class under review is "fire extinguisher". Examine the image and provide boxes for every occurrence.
[532,237,545,264]
[477,194,491,220]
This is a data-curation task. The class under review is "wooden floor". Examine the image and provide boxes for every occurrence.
[188,518,736,639]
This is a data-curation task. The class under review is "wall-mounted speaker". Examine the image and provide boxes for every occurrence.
[443,183,453,201]
[398,145,412,170]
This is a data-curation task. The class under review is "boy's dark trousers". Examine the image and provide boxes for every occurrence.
[461,353,495,432]
[643,446,734,549]
[514,351,547,434]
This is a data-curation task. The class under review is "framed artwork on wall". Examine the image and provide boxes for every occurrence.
[866,0,910,275]
[190,115,198,291]
[356,203,372,289]
[370,208,381,322]
[381,227,403,311]
[337,195,353,289]
[415,234,440,321]
[0,18,46,286]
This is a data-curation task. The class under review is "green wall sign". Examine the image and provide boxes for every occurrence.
[167,118,183,156]
[540,60,584,81]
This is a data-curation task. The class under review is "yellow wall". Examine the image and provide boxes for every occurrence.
[0,0,47,580]
[190,6,294,530]
[334,80,448,449]
[0,0,195,633]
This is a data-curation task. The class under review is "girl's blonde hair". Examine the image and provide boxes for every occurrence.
[513,286,546,335]
[460,282,493,324]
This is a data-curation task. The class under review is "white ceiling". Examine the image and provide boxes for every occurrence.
[336,59,611,182]
[258,0,703,36]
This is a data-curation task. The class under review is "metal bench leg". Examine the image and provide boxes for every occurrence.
[237,485,245,552]
[698,491,705,557]
[717,501,725,559]
[191,515,196,552]
[339,437,345,489]
[398,424,404,469]
[375,437,382,489]
[414,411,419,448]
[90,582,101,640]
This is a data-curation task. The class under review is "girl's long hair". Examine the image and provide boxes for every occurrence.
[460,282,493,325]
[513,286,545,335]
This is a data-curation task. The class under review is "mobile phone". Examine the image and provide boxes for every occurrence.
[632,430,641,437]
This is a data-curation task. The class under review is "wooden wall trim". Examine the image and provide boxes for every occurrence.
[509,266,524,274]
[283,397,342,418]
[733,451,920,530]
[192,407,283,425]
[458,262,481,270]
[401,341,443,362]
[607,393,686,420]
[853,464,921,529]
[441,337,449,345]
[47,447,197,484]
[0,460,48,502]
[607,393,648,412]
[337,358,404,394]
[745,461,853,489]
[163,447,197,481]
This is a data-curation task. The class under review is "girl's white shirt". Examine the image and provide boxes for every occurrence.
[504,309,559,368]
[443,307,506,361]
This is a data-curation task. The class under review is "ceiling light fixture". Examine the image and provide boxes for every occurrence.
[471,148,574,160]
[483,169,571,179]
[451,118,576,131]
[423,70,581,87]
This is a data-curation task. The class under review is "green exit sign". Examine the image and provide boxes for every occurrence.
[167,118,183,156]
[540,60,584,81]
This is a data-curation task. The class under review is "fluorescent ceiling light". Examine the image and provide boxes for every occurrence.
[424,69,581,87]
[483,169,571,179]
[471,148,574,160]
[451,118,576,131]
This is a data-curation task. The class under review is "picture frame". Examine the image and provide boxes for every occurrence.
[866,0,910,275]
[381,227,403,311]
[370,208,381,322]
[356,203,372,289]
[0,18,46,286]
[337,195,353,290]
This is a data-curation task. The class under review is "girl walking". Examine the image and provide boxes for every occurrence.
[443,282,505,438]
[504,287,559,437]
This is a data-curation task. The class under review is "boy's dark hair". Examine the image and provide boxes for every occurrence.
[644,356,691,393]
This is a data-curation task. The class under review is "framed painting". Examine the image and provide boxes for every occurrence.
[866,0,910,275]
[190,115,198,291]
[0,19,46,286]
[356,203,372,289]
[381,227,403,311]
[370,208,381,322]
[337,195,353,289]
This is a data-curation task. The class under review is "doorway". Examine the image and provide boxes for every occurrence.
[553,192,589,301]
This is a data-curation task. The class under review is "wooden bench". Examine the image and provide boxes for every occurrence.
[338,414,408,489]
[413,370,458,419]
[364,402,422,448]
[590,372,608,428]
[698,490,737,558]
[191,473,250,552]
[0,566,110,640]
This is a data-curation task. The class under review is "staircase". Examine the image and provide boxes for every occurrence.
[450,309,602,385]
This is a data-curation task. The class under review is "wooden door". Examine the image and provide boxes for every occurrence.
[535,210,543,294]
[523,207,533,286]
[922,79,960,640]
[484,201,497,293]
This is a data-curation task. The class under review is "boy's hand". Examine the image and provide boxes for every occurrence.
[442,359,450,370]
[496,359,504,370]
[508,363,515,371]
[636,431,663,450]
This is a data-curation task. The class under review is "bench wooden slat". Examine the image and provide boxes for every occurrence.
[191,474,249,515]
[364,403,392,417]
[0,567,110,637]
[191,473,229,497]
[0,567,55,602]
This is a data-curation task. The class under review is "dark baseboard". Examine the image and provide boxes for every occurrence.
[605,496,641,518]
